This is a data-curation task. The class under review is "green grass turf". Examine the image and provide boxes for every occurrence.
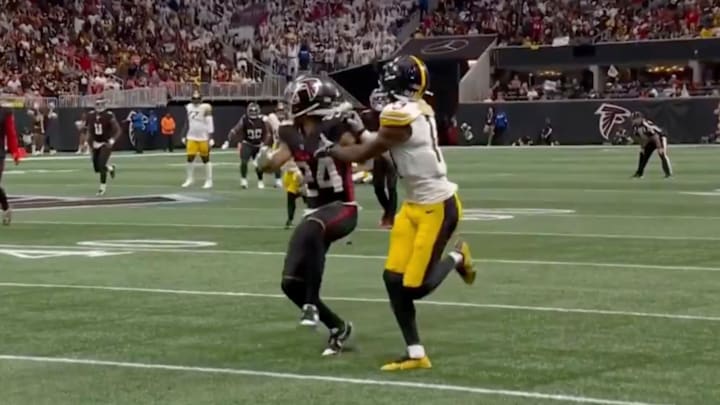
[1,146,720,405]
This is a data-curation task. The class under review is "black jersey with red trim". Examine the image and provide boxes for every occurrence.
[86,110,119,143]
[241,115,267,145]
[279,118,355,209]
[360,109,380,132]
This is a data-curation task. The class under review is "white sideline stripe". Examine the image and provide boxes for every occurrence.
[0,243,718,273]
[1,282,719,322]
[17,220,720,242]
[0,355,666,405]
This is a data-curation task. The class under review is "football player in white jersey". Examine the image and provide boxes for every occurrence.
[325,55,476,371]
[182,90,214,189]
[265,102,287,188]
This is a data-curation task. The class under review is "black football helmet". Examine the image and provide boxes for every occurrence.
[247,102,261,119]
[95,96,107,112]
[285,76,341,117]
[380,55,429,101]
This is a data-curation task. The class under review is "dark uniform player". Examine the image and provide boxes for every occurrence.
[228,102,271,189]
[29,105,45,156]
[631,111,672,178]
[258,76,359,356]
[0,106,21,225]
[364,88,397,228]
[537,117,557,145]
[484,106,496,145]
[85,98,121,196]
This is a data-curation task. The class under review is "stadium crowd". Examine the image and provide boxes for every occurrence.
[2,0,720,98]
[416,0,720,45]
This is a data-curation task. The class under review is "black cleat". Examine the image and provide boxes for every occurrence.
[632,173,643,178]
[299,304,319,327]
[285,220,293,229]
[322,321,354,356]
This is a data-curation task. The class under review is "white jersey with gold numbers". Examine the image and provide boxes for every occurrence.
[380,99,457,204]
[185,102,214,141]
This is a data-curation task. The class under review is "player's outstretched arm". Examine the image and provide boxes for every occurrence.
[329,125,409,163]
[257,141,291,173]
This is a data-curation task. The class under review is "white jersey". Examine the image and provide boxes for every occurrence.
[264,113,282,143]
[380,99,457,204]
[185,102,214,141]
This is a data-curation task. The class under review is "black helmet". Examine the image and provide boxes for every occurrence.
[95,96,107,112]
[247,102,261,119]
[285,76,340,117]
[380,55,429,101]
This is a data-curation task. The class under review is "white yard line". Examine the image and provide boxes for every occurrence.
[16,220,720,242]
[0,355,667,405]
[1,282,718,322]
[0,243,717,273]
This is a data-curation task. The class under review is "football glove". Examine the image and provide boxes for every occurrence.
[181,137,186,145]
[255,145,272,170]
[209,138,215,147]
[344,110,365,135]
[221,140,230,149]
[108,138,115,147]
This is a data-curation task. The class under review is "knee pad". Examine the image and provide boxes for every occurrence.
[281,276,304,304]
[383,270,403,291]
[186,155,195,163]
[201,155,210,164]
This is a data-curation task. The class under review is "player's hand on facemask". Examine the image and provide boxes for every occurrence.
[344,111,365,135]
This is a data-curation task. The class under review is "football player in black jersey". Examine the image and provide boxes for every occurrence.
[257,76,360,356]
[364,88,398,228]
[227,102,272,189]
[631,111,672,178]
[85,98,120,196]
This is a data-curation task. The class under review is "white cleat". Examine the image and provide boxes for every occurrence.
[258,182,265,190]
[274,179,282,188]
[202,180,213,189]
[181,179,194,188]
[240,179,248,189]
[96,188,106,197]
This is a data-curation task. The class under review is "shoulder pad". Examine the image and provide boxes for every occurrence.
[380,101,421,127]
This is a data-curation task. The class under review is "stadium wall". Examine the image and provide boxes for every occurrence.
[9,98,720,151]
[456,98,720,145]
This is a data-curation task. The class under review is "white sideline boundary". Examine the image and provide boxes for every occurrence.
[0,355,669,405]
[17,220,720,242]
[0,282,718,322]
[0,243,718,273]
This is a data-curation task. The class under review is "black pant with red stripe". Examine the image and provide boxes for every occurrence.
[281,201,358,329]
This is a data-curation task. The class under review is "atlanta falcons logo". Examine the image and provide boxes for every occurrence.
[595,103,631,140]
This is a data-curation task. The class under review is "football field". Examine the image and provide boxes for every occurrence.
[0,146,719,405]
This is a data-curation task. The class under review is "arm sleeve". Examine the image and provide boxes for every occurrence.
[205,107,215,134]
[4,112,18,155]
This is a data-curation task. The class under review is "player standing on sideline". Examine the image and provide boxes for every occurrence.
[225,102,271,189]
[181,90,214,189]
[0,105,22,225]
[85,97,120,196]
[29,103,45,156]
[364,88,398,228]
[322,56,476,371]
[631,111,672,178]
[257,76,357,356]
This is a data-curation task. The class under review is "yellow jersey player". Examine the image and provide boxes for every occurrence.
[324,55,476,371]
[182,90,214,189]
